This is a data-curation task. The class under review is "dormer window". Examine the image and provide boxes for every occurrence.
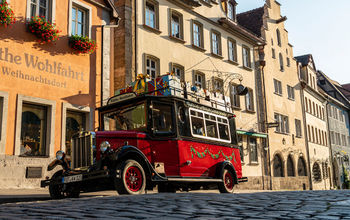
[226,0,237,21]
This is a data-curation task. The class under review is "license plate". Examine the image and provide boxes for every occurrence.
[63,174,83,183]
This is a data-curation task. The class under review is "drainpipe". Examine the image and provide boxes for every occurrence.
[257,45,272,190]
[325,100,336,190]
[299,80,313,190]
[134,0,138,80]
[100,24,119,107]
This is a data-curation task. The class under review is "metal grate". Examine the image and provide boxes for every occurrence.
[71,132,94,169]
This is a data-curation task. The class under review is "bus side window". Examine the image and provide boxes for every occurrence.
[177,104,190,136]
[152,103,174,135]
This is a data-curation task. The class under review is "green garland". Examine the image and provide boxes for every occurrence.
[190,146,237,163]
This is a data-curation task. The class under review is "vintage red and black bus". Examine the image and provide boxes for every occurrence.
[41,74,247,197]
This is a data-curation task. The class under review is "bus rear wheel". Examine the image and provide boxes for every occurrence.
[218,169,235,193]
[115,160,146,195]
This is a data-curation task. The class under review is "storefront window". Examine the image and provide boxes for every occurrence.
[66,111,86,155]
[20,103,47,156]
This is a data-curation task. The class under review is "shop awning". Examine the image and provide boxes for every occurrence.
[236,130,268,138]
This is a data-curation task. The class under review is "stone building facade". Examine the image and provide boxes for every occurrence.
[318,70,350,189]
[237,0,309,190]
[113,0,271,189]
[0,0,119,188]
[296,54,332,190]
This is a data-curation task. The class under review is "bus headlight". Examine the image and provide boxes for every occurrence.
[100,141,111,153]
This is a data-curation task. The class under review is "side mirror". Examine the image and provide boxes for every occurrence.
[236,84,248,96]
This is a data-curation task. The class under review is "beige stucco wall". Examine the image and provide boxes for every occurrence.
[262,0,309,189]
[134,0,264,181]
[303,65,332,190]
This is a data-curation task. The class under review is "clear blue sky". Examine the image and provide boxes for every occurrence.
[237,0,350,85]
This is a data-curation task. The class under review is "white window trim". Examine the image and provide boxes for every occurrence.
[189,107,231,143]
[0,91,8,155]
[15,94,56,156]
[68,0,92,37]
[61,103,92,153]
[25,0,56,22]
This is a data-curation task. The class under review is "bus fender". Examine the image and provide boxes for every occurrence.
[216,161,238,184]
[114,145,166,182]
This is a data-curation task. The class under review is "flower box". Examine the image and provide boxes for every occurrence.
[28,16,60,43]
[0,1,15,27]
[69,35,97,54]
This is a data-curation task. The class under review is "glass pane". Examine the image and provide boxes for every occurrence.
[20,103,47,156]
[40,0,47,7]
[77,23,83,36]
[206,120,218,138]
[191,116,205,136]
[72,21,76,35]
[66,111,85,156]
[31,4,37,18]
[39,7,46,17]
[78,9,84,23]
[152,103,174,134]
[218,123,230,140]
[103,102,147,132]
[72,8,76,21]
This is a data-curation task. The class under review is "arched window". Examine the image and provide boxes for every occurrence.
[312,162,322,182]
[273,154,284,177]
[287,155,295,176]
[279,53,284,71]
[276,29,281,46]
[297,157,307,176]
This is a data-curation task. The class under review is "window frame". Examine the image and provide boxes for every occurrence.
[170,63,185,82]
[279,53,284,71]
[61,103,91,154]
[245,88,254,112]
[144,54,160,80]
[26,0,55,22]
[242,45,251,68]
[193,71,206,89]
[15,94,56,157]
[0,91,8,155]
[227,38,237,63]
[227,1,236,21]
[287,85,295,100]
[273,79,282,96]
[144,0,159,30]
[276,29,281,46]
[249,137,258,163]
[210,29,222,56]
[189,108,231,143]
[68,0,92,37]
[169,9,184,40]
[192,20,204,50]
[229,83,241,109]
[295,119,302,138]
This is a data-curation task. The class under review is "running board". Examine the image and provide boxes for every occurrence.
[238,177,248,183]
[167,178,222,183]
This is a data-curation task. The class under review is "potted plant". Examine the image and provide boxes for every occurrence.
[0,0,16,27]
[28,16,60,43]
[69,35,97,54]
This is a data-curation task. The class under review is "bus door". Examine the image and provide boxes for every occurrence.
[149,101,180,176]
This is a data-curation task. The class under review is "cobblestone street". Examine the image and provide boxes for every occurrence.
[1,190,350,219]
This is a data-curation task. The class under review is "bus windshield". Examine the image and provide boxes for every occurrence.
[102,102,147,132]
